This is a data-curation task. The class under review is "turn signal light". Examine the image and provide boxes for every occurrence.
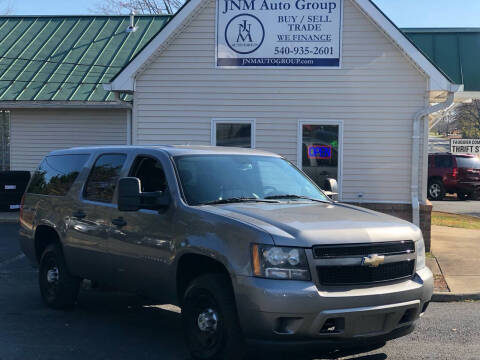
[252,244,261,276]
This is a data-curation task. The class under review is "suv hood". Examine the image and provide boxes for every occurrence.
[203,202,421,247]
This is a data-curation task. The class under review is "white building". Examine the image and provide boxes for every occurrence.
[1,1,464,248]
[106,0,462,248]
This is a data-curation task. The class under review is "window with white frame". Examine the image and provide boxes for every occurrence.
[212,119,255,148]
[298,120,343,199]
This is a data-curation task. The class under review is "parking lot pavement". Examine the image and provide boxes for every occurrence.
[432,199,480,218]
[1,223,479,360]
[0,222,23,263]
[428,135,450,153]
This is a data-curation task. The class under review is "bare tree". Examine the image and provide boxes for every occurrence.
[92,0,184,15]
[454,99,480,138]
[0,0,13,14]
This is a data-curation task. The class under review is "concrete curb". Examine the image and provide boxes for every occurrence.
[0,213,19,223]
[432,292,480,302]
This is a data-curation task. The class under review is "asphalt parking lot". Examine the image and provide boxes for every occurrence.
[432,198,480,218]
[1,223,479,360]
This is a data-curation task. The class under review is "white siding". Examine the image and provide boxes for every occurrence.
[134,0,429,203]
[10,108,128,171]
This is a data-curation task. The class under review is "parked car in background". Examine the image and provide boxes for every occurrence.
[428,153,480,200]
[19,146,432,360]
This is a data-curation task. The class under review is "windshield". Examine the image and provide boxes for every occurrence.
[174,155,330,205]
[456,156,480,169]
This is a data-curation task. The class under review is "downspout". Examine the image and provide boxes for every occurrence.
[411,92,455,226]
[104,84,134,144]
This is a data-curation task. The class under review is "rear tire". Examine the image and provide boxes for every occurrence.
[428,180,445,201]
[182,274,245,360]
[39,244,81,309]
[457,191,472,201]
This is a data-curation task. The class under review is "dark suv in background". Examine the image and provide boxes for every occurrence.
[428,153,480,200]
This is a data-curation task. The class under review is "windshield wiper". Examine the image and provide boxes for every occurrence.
[264,194,330,203]
[202,197,280,205]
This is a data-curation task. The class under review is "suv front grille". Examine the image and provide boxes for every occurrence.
[313,241,415,258]
[317,260,415,286]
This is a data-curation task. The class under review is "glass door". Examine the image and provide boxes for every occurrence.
[299,122,341,193]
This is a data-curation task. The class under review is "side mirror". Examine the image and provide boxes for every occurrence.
[118,177,170,212]
[323,178,339,201]
[118,177,142,212]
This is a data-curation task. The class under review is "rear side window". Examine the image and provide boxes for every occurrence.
[84,154,126,203]
[434,155,453,168]
[27,154,90,196]
[456,156,480,169]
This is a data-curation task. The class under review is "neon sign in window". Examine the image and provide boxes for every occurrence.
[307,145,332,159]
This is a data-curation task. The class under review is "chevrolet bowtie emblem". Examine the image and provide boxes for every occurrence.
[361,254,385,267]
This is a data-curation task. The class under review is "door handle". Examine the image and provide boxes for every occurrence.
[112,217,127,227]
[72,210,86,219]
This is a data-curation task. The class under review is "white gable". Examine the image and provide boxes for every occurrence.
[130,0,431,204]
[107,0,459,93]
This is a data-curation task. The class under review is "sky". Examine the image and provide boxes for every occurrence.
[1,0,480,28]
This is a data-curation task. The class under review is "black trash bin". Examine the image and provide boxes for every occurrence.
[0,171,31,212]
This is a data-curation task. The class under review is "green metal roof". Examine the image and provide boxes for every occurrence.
[404,28,480,91]
[0,15,171,102]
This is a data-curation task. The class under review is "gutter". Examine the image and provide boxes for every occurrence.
[411,92,455,226]
[0,101,132,109]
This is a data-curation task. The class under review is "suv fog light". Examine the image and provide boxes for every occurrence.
[274,317,303,334]
[320,318,345,334]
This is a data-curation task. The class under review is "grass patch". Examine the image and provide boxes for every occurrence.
[432,211,480,230]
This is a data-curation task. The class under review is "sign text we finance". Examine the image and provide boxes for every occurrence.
[221,0,338,14]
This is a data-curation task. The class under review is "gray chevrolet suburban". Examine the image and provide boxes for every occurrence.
[19,145,432,359]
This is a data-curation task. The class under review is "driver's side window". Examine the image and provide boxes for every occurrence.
[129,156,167,193]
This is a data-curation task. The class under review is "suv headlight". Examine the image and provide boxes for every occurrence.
[415,238,426,270]
[252,244,311,280]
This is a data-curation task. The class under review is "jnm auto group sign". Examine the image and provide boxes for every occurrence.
[216,0,343,67]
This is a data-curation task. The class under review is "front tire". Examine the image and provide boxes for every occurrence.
[39,244,81,309]
[428,179,445,201]
[182,274,245,360]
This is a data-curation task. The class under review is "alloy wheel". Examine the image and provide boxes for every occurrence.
[429,183,441,199]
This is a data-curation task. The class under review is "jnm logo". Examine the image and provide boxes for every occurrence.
[225,14,265,54]
[237,20,253,42]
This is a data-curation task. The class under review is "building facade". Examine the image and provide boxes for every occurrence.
[1,2,464,249]
[107,0,461,248]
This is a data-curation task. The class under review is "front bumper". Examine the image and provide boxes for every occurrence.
[234,267,433,343]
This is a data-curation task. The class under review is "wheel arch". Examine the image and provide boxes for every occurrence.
[175,252,234,305]
[34,225,63,264]
[428,176,443,184]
